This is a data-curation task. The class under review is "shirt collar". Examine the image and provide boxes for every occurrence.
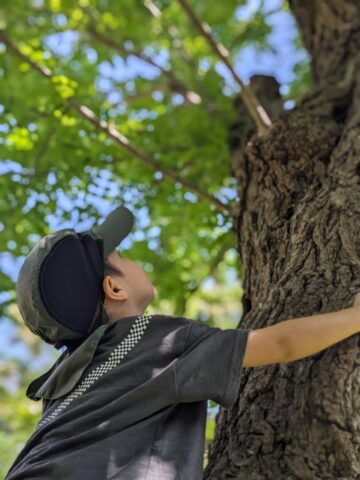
[26,323,110,401]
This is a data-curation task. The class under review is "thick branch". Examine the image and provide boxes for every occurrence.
[289,0,360,90]
[0,30,233,217]
[176,0,272,136]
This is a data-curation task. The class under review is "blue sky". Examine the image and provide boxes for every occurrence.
[0,0,308,392]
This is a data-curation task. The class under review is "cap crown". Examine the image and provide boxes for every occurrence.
[16,228,109,347]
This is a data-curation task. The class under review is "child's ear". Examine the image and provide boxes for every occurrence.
[102,276,128,301]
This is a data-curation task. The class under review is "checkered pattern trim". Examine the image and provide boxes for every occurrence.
[36,314,152,431]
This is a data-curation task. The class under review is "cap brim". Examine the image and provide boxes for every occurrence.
[92,205,134,257]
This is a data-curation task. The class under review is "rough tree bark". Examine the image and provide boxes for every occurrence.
[205,1,360,479]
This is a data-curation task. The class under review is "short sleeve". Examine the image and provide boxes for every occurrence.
[175,321,250,409]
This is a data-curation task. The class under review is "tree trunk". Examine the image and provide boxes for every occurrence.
[205,1,360,478]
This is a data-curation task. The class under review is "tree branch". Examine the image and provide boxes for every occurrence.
[33,105,70,177]
[176,0,272,136]
[33,125,58,175]
[183,235,235,306]
[0,30,234,217]
[67,98,232,215]
[84,19,202,106]
[143,0,200,72]
[110,82,169,107]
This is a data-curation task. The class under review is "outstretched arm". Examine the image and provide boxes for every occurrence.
[243,294,360,367]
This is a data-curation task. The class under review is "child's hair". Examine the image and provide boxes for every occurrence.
[104,256,125,278]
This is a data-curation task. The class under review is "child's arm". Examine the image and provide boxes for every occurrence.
[243,303,360,367]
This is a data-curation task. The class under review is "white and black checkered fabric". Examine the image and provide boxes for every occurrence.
[36,314,152,430]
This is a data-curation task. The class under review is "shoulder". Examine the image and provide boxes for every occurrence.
[147,314,193,338]
[142,314,194,353]
[149,314,194,328]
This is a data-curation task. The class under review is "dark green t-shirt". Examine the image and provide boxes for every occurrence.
[5,314,249,480]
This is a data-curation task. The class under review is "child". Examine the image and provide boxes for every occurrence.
[5,204,360,479]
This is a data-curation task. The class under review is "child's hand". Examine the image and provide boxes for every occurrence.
[352,292,360,309]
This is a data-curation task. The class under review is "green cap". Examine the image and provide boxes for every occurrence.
[15,204,134,401]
